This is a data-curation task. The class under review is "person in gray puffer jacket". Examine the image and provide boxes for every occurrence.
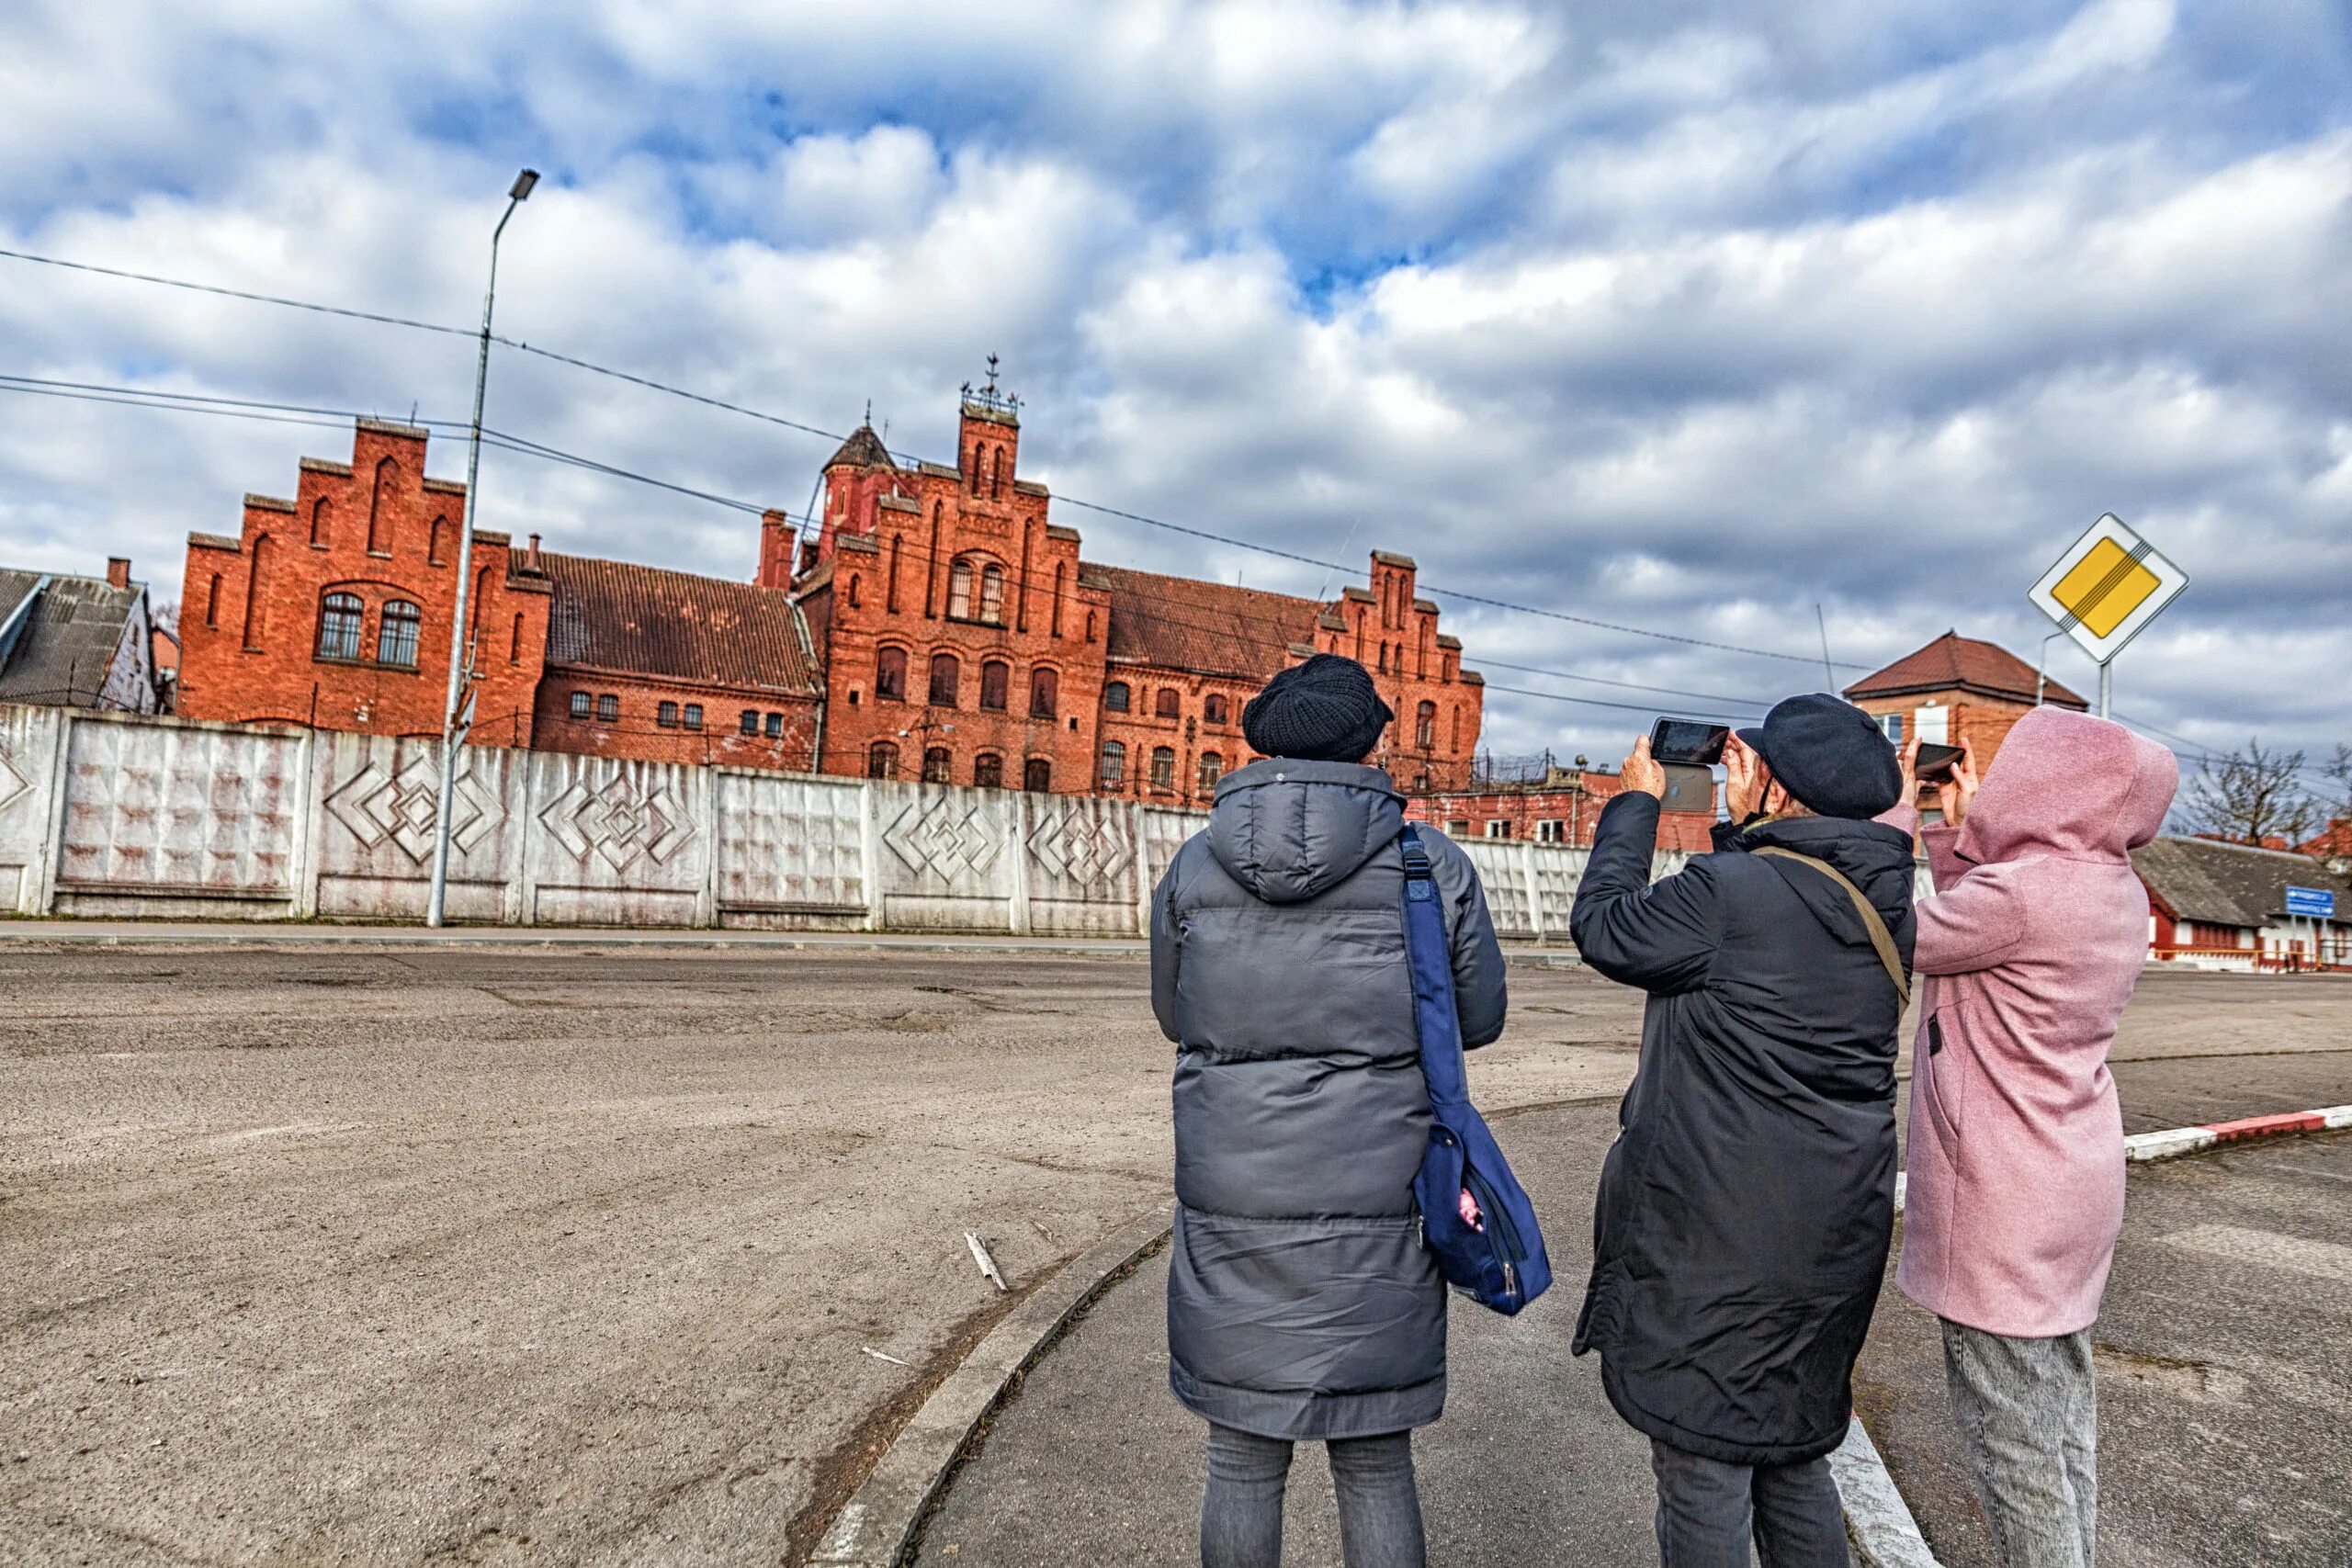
[1151,654,1507,1568]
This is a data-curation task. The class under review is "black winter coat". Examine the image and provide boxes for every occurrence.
[1152,759,1507,1439]
[1568,792,1917,1465]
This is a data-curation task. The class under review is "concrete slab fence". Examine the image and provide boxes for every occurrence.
[0,706,1682,937]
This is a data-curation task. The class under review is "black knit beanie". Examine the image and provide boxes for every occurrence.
[1242,654,1395,763]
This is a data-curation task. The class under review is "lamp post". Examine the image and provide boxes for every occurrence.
[426,168,537,928]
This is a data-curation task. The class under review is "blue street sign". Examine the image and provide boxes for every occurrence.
[2285,886,2336,919]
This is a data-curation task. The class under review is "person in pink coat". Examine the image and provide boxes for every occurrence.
[1885,706,2177,1568]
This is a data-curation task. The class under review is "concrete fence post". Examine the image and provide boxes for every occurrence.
[858,780,881,932]
[1009,791,1033,936]
[1522,841,1544,943]
[35,708,75,916]
[1131,802,1152,937]
[288,726,322,920]
[513,752,542,928]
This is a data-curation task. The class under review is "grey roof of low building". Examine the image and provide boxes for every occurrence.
[0,570,141,707]
[2131,835,2352,929]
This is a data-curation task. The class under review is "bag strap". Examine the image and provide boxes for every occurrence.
[1397,826,1469,1108]
[1750,845,1912,1008]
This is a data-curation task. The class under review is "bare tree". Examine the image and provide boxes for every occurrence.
[2183,738,2316,848]
[2311,743,2352,866]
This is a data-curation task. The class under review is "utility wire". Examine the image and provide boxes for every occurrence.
[0,243,1864,671]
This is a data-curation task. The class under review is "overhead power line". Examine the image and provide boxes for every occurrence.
[0,243,1861,671]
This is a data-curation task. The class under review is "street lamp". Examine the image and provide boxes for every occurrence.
[426,167,537,928]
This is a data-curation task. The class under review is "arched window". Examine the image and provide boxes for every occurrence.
[875,647,907,701]
[204,573,221,628]
[428,516,448,567]
[1103,681,1130,713]
[1196,751,1224,793]
[848,574,861,608]
[658,701,680,728]
[947,558,975,619]
[923,747,953,784]
[597,694,618,721]
[316,591,364,660]
[974,752,1003,789]
[979,659,1010,711]
[1416,700,1436,750]
[1051,562,1067,637]
[1204,693,1227,725]
[1030,666,1058,719]
[967,444,982,495]
[571,692,592,719]
[1150,746,1176,789]
[310,497,332,548]
[867,741,899,780]
[376,600,421,668]
[1156,688,1180,719]
[887,536,902,612]
[740,709,759,736]
[979,563,1005,624]
[1085,610,1097,641]
[1453,705,1464,750]
[1098,739,1126,788]
[367,457,398,554]
[510,613,524,663]
[1023,758,1051,793]
[928,652,959,706]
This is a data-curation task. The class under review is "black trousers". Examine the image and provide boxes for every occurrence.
[1648,1438,1849,1567]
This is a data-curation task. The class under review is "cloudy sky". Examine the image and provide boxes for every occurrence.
[2,0,2347,774]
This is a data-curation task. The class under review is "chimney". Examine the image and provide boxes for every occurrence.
[106,557,131,590]
[526,534,543,570]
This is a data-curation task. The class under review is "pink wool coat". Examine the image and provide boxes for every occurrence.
[1889,708,2177,1337]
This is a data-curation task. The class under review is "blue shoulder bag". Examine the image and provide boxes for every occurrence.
[1398,825,1552,1315]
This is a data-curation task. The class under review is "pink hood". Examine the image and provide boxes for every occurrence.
[1952,707,2177,868]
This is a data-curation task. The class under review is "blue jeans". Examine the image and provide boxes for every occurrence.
[1200,1423,1425,1568]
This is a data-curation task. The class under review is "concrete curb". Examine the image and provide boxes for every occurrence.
[1831,1416,1942,1568]
[1849,1101,2352,1568]
[808,1203,1176,1568]
[0,920,1586,966]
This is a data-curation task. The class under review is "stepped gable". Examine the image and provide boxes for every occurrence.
[530,549,821,694]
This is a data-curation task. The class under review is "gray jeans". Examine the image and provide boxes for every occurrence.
[1200,1423,1425,1568]
[1647,1438,1850,1567]
[1940,1319,2098,1568]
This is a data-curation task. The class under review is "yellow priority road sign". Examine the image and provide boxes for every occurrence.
[2028,513,2188,665]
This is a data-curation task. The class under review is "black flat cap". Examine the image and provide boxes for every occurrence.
[1243,654,1395,763]
[1736,693,1903,819]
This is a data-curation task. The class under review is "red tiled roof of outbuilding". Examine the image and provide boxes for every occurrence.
[1845,630,2087,708]
[527,549,822,694]
[1089,566,1324,681]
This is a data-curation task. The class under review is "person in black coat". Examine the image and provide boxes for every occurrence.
[1568,694,1917,1568]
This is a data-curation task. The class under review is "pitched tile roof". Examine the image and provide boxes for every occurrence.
[1845,631,2086,708]
[823,423,896,471]
[529,550,821,695]
[0,570,144,708]
[2132,835,2352,929]
[1090,566,1324,681]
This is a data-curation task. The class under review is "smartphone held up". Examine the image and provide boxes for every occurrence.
[1647,718,1730,815]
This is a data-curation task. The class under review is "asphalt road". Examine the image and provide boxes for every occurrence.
[1861,1129,2352,1568]
[0,949,2343,1567]
[0,945,1638,1568]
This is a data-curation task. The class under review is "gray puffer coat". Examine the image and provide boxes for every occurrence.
[1150,759,1507,1439]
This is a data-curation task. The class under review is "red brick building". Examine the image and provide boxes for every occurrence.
[1844,632,2087,802]
[1405,765,1720,852]
[175,387,1487,806]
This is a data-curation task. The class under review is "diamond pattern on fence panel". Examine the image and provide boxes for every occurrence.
[1459,839,1533,940]
[873,782,1017,893]
[1532,846,1585,936]
[529,754,707,884]
[0,705,62,911]
[716,773,866,913]
[57,717,303,895]
[318,733,507,874]
[1024,795,1140,906]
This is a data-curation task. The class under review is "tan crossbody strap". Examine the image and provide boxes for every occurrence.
[1751,846,1912,1008]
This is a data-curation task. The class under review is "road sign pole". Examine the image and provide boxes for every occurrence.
[2098,660,2111,718]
